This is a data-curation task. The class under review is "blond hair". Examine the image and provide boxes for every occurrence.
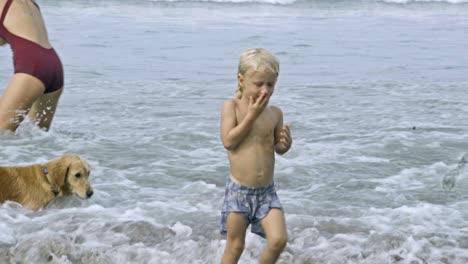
[235,48,280,99]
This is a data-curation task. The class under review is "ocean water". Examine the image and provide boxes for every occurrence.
[1,0,468,263]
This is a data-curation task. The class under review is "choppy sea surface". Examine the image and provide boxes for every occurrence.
[1,0,468,263]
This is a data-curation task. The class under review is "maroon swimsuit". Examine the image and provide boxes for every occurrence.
[0,0,63,94]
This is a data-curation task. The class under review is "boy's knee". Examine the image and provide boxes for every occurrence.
[231,240,245,254]
[268,235,287,252]
[226,238,245,256]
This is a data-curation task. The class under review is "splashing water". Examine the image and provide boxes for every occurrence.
[442,153,468,190]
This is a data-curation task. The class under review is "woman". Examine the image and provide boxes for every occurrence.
[0,0,63,131]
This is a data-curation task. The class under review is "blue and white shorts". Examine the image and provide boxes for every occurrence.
[220,178,282,238]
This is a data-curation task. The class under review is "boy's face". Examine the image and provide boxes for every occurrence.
[239,68,277,102]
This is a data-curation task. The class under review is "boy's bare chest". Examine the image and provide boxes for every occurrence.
[237,110,277,137]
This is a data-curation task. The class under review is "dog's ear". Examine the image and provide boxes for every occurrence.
[48,157,71,190]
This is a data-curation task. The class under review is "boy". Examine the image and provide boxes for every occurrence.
[220,48,292,264]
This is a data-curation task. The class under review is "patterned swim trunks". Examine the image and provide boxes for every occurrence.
[220,177,282,238]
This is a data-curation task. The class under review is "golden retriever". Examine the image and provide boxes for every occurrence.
[0,154,93,210]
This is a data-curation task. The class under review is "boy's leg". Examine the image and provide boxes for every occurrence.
[0,74,45,131]
[221,212,249,264]
[28,87,63,131]
[259,208,287,264]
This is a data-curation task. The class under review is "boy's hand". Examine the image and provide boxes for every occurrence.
[276,124,292,154]
[248,91,269,119]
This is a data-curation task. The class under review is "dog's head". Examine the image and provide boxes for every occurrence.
[47,155,93,199]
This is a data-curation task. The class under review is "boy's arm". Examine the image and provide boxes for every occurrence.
[220,100,256,150]
[274,107,292,155]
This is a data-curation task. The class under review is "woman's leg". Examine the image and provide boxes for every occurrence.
[28,86,63,131]
[0,73,45,131]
